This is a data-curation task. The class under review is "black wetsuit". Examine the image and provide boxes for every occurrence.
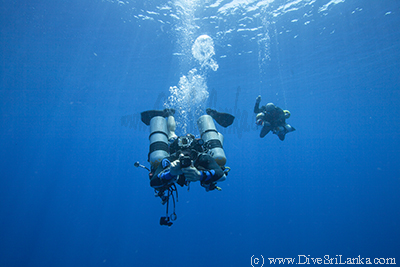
[151,150,224,190]
[254,102,287,138]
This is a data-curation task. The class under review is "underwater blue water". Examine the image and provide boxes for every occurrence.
[1,0,399,266]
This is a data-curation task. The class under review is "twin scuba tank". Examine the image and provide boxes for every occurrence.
[148,115,226,170]
[196,115,226,167]
[148,116,169,170]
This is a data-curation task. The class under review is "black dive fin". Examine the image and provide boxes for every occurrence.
[140,109,175,126]
[206,108,235,128]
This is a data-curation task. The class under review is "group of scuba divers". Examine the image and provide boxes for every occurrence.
[136,95,295,226]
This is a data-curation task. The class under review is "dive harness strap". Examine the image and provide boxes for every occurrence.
[200,129,223,151]
[148,130,169,162]
[204,139,223,150]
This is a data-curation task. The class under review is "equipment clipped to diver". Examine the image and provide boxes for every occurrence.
[156,184,178,226]
[135,160,178,227]
[134,161,150,172]
[197,115,226,167]
[148,116,169,170]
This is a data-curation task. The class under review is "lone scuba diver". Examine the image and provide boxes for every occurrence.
[139,108,234,226]
[254,95,295,141]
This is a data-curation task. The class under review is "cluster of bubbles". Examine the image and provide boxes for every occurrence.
[106,0,347,93]
[192,35,219,71]
[165,34,218,134]
[107,0,347,61]
[166,69,208,134]
[105,0,346,132]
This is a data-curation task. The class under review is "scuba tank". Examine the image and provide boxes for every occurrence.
[149,116,169,169]
[197,115,226,167]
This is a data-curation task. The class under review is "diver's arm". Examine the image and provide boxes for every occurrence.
[196,154,225,185]
[150,157,181,188]
[254,95,262,114]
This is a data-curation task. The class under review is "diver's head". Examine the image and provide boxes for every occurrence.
[283,110,291,119]
[178,134,195,148]
[265,103,275,112]
[169,134,203,155]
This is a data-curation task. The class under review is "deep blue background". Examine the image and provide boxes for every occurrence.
[1,0,399,266]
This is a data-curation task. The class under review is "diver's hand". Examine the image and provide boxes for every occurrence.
[256,95,261,103]
[169,160,183,176]
[182,166,202,182]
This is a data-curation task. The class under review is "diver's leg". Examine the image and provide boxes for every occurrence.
[276,124,295,141]
[260,122,271,138]
[284,124,295,133]
[278,132,286,141]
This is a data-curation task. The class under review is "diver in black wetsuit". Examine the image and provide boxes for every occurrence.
[254,95,295,141]
[139,108,234,226]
